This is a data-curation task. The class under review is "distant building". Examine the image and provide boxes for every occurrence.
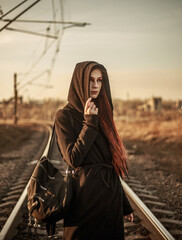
[137,97,162,112]
[176,100,182,109]
[148,97,162,111]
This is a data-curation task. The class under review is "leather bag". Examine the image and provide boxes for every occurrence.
[27,155,73,224]
[27,112,75,236]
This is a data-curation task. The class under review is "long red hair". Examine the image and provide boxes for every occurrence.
[93,70,128,178]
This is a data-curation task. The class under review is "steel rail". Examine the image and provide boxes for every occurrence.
[0,123,53,240]
[121,178,175,240]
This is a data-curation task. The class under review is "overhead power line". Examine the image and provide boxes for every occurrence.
[63,23,88,29]
[2,19,91,27]
[1,0,91,101]
[0,0,28,20]
[51,0,57,36]
[0,0,41,32]
[18,70,49,90]
[1,19,90,38]
[28,83,53,88]
[6,27,58,39]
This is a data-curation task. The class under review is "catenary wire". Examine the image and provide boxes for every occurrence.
[0,0,28,20]
[0,0,41,32]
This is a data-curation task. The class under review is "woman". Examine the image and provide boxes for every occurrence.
[55,61,134,240]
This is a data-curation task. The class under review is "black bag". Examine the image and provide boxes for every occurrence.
[27,113,75,236]
[27,155,73,223]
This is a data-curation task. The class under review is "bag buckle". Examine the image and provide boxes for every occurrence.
[66,169,74,175]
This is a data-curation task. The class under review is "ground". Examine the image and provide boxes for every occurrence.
[115,112,182,181]
[0,124,34,156]
[0,113,181,221]
[115,111,182,221]
[0,123,45,200]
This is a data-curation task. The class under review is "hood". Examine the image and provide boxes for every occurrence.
[67,61,113,113]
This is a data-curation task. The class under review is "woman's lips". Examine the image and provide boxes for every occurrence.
[90,91,98,95]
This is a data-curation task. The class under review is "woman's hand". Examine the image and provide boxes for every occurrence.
[124,213,134,222]
[84,97,98,115]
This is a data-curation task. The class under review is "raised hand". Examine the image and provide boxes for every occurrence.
[84,97,98,115]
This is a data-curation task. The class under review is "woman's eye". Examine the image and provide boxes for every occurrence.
[90,78,102,83]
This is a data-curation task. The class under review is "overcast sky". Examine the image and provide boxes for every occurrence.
[0,0,182,101]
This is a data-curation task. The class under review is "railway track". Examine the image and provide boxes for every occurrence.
[122,178,175,240]
[124,150,182,240]
[0,122,52,240]
[0,123,180,240]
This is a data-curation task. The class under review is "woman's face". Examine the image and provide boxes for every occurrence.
[89,68,102,98]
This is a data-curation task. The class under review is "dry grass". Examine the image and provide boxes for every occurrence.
[115,113,182,181]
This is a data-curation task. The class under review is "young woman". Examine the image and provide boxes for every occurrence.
[55,61,134,240]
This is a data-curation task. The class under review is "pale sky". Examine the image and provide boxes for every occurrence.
[0,0,182,101]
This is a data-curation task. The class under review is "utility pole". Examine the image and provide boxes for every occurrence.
[14,73,18,124]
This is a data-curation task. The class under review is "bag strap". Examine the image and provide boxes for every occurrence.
[47,124,56,158]
[47,111,74,158]
[47,123,55,158]
[45,111,75,236]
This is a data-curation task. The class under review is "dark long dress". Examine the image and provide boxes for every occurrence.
[55,61,133,240]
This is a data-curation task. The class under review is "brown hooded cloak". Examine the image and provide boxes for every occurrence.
[55,61,133,240]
